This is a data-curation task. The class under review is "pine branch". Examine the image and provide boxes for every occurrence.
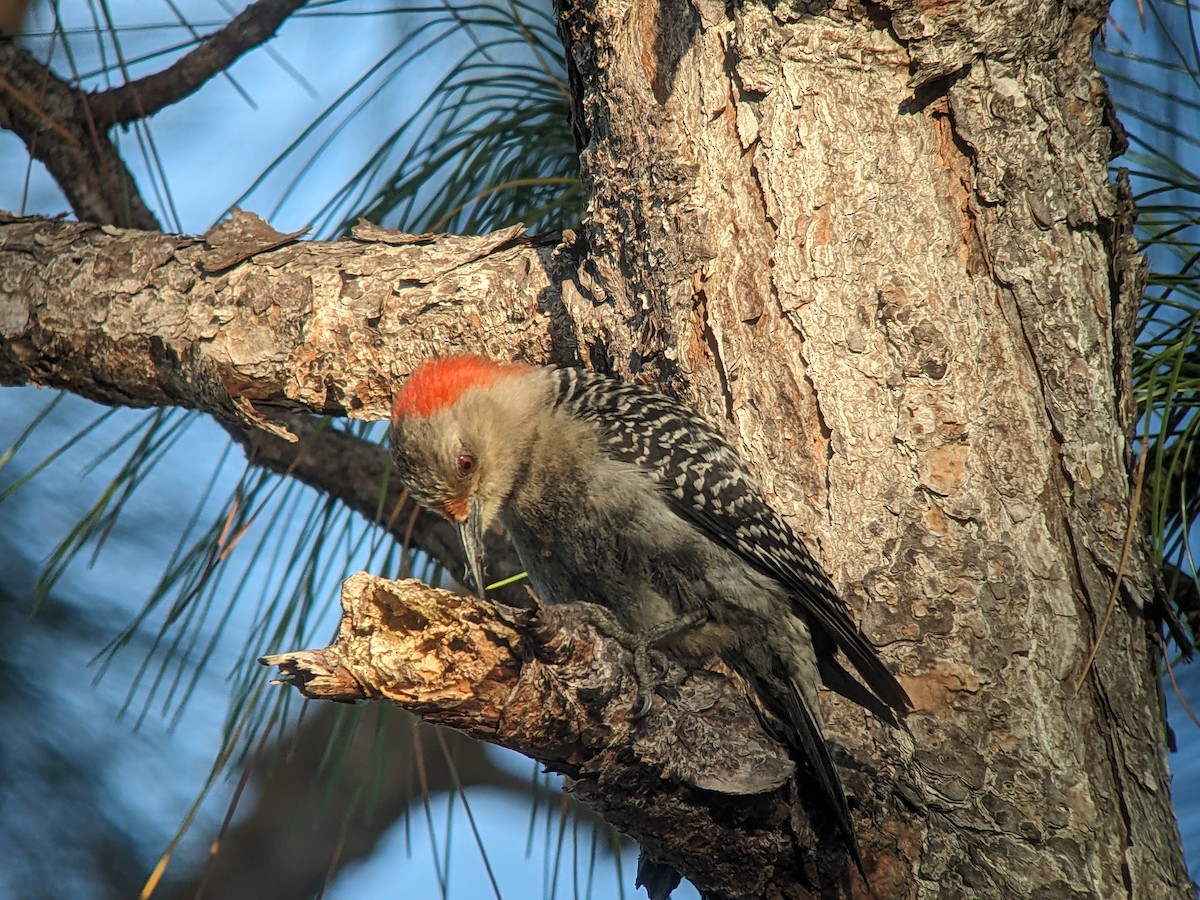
[0,213,571,433]
[262,573,920,897]
[92,0,308,128]
[0,41,156,228]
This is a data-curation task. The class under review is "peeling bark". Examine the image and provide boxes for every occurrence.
[0,213,576,433]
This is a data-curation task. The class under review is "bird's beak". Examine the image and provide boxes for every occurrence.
[457,495,487,598]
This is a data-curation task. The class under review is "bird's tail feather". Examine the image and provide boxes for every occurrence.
[782,678,866,877]
[741,668,866,879]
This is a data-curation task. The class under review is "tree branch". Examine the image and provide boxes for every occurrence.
[92,0,308,128]
[0,41,156,228]
[261,573,921,897]
[0,213,577,435]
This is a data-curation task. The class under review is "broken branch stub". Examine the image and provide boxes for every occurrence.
[260,571,793,793]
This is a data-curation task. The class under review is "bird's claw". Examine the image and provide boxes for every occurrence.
[631,689,655,720]
[574,604,705,719]
[629,645,668,719]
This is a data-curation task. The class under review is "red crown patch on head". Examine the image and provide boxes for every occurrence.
[392,355,528,422]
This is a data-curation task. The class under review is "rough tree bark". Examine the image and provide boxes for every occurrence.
[0,0,1192,897]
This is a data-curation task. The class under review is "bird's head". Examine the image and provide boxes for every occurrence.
[391,354,535,595]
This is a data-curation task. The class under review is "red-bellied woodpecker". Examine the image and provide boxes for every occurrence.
[390,354,910,872]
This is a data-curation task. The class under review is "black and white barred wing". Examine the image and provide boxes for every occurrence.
[550,367,909,715]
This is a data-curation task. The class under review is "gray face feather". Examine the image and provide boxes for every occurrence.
[391,373,551,596]
[391,412,466,515]
[391,407,489,593]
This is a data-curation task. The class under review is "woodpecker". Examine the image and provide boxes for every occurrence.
[390,354,910,871]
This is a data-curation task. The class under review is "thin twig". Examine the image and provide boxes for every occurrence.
[1076,437,1149,688]
[92,0,307,127]
[1161,634,1200,730]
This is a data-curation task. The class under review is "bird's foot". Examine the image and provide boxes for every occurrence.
[577,604,706,718]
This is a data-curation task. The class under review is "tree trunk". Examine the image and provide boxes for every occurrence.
[551,0,1188,894]
[0,0,1191,897]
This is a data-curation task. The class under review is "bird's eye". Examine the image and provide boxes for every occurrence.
[456,453,476,479]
